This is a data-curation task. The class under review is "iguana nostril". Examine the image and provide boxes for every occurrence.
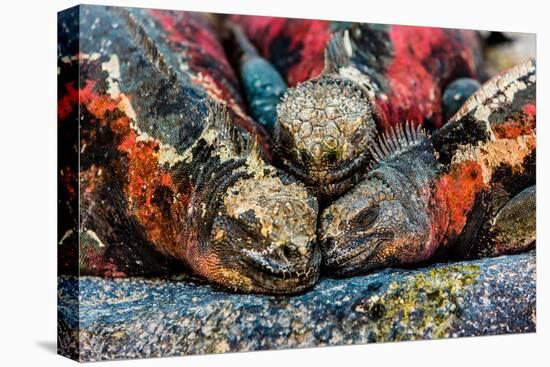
[299,150,311,165]
[325,151,338,164]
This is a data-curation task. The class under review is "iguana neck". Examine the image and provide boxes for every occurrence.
[371,142,446,259]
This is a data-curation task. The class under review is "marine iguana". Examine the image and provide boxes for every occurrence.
[228,17,484,198]
[58,6,320,294]
[319,60,536,275]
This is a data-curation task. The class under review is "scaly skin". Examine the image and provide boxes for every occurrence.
[58,6,320,294]
[319,60,536,276]
[275,73,378,199]
[226,22,288,133]
[228,15,333,87]
[230,17,484,198]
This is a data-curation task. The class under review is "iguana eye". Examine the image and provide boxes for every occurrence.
[325,150,338,164]
[235,210,262,236]
[353,206,378,227]
[299,150,312,165]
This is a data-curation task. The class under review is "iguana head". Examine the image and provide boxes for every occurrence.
[180,105,320,294]
[318,124,437,276]
[275,77,377,197]
[274,31,378,198]
[319,174,429,275]
[206,171,320,294]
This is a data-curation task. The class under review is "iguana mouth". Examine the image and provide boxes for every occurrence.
[244,240,318,273]
[321,233,391,274]
[279,150,372,199]
[289,153,370,183]
[241,244,321,293]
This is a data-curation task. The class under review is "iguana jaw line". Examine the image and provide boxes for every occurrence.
[206,217,321,294]
[242,244,321,294]
[322,233,383,273]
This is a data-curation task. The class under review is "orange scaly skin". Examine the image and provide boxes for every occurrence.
[319,60,536,275]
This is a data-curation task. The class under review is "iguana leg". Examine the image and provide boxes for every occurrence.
[441,185,536,261]
[488,185,536,256]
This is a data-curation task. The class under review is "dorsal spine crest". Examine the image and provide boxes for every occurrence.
[369,121,430,165]
[323,30,353,74]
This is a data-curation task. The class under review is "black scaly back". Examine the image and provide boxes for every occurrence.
[176,102,257,250]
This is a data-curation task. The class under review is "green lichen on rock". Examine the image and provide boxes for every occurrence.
[356,264,480,342]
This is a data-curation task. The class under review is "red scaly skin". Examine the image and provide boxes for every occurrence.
[229,15,332,87]
[230,17,482,129]
[375,26,482,130]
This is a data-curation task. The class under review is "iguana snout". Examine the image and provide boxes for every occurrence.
[319,174,430,275]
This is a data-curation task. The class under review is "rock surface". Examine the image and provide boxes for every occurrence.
[58,251,536,362]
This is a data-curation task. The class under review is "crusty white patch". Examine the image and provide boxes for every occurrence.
[450,135,535,184]
[100,54,137,121]
[119,97,138,122]
[452,60,535,124]
[343,30,353,57]
[447,60,536,184]
[82,228,106,248]
[132,131,186,167]
[102,54,121,97]
[338,66,377,98]
[60,52,101,64]
[99,54,186,167]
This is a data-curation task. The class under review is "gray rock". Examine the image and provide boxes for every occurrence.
[58,251,536,362]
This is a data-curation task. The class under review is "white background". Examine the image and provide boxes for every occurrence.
[0,0,547,365]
